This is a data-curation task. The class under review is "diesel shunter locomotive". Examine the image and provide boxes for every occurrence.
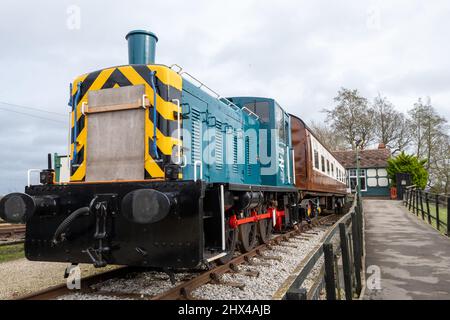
[0,30,347,270]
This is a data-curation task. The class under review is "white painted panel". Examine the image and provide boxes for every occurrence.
[377,168,387,177]
[378,177,389,187]
[59,156,70,183]
[367,177,378,187]
[367,169,377,177]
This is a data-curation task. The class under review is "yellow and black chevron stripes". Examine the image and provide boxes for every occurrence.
[69,64,182,182]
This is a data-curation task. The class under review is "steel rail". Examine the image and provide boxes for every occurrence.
[17,267,135,300]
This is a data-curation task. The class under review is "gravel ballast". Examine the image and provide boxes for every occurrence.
[2,222,335,300]
[192,229,327,300]
[0,258,116,300]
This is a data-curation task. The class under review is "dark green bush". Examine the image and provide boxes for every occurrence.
[387,152,428,189]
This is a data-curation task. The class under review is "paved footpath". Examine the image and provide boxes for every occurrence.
[363,199,450,300]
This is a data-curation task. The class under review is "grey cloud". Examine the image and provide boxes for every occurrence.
[0,0,449,193]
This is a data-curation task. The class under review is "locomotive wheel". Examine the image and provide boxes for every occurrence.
[238,222,258,253]
[257,219,272,244]
[217,225,238,265]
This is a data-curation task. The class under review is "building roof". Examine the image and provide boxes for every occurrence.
[333,145,391,169]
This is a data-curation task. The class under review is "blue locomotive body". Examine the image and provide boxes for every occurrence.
[180,80,294,189]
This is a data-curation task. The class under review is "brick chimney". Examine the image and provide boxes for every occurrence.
[378,143,386,149]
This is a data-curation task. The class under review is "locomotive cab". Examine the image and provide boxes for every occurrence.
[227,97,294,187]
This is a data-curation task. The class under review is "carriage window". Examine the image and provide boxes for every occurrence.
[314,150,319,169]
[327,160,330,175]
[331,163,334,177]
[321,155,325,172]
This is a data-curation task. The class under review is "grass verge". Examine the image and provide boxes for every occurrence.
[0,244,25,263]
[408,202,449,235]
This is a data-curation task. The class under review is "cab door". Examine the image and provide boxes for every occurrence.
[275,105,292,186]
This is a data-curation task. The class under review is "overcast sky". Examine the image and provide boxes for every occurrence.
[0,0,449,194]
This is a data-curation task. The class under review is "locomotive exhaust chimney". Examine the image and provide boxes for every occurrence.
[126,30,158,65]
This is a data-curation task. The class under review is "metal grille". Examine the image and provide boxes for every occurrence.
[191,109,201,163]
[233,134,238,174]
[245,136,251,176]
[215,121,223,170]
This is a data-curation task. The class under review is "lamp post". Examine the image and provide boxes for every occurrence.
[355,139,362,201]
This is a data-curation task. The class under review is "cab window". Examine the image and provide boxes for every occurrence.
[243,101,270,123]
[276,105,284,140]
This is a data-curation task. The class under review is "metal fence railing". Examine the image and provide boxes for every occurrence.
[403,186,450,236]
[284,196,364,300]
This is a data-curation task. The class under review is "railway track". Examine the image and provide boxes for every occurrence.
[17,214,338,300]
[0,224,26,238]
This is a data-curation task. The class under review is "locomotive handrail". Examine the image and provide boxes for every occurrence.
[220,185,226,251]
[171,98,186,167]
[142,94,148,109]
[291,149,296,184]
[81,102,87,115]
[179,71,222,99]
[67,112,71,169]
[218,97,241,112]
[170,64,243,115]
[194,160,203,182]
[169,64,183,74]
[286,146,291,184]
[241,106,260,120]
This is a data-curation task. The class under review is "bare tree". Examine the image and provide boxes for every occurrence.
[372,94,412,154]
[428,133,450,194]
[408,97,447,168]
[408,97,449,191]
[308,120,348,151]
[324,88,375,150]
[389,114,413,155]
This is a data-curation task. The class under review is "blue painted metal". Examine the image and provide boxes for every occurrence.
[125,30,158,64]
[225,97,293,187]
[180,80,260,185]
[72,82,82,165]
[148,70,159,159]
[178,84,294,188]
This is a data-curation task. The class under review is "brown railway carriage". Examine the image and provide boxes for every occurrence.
[290,114,347,202]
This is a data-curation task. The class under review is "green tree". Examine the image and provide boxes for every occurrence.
[387,152,428,189]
